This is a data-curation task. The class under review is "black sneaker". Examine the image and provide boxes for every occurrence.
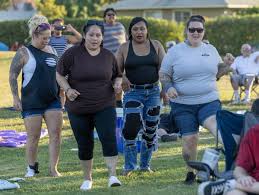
[184,171,196,185]
[197,179,226,195]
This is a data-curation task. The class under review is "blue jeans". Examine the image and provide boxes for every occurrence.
[122,85,160,171]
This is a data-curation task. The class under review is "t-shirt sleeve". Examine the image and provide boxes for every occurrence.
[57,48,73,76]
[212,45,223,64]
[159,47,174,77]
[112,54,122,80]
[231,58,238,70]
[236,130,255,173]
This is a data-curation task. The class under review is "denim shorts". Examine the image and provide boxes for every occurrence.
[21,99,62,119]
[170,100,221,136]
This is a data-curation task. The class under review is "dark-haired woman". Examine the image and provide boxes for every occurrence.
[159,15,234,184]
[116,17,165,176]
[56,20,122,190]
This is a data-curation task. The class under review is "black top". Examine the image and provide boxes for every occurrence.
[124,40,159,85]
[57,45,121,114]
[21,45,59,110]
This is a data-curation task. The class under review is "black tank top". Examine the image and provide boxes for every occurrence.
[21,45,59,110]
[124,40,159,85]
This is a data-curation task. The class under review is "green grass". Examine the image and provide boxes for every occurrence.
[0,53,253,194]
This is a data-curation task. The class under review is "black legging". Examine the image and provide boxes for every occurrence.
[68,106,118,160]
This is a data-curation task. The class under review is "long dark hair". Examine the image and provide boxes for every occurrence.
[128,17,149,40]
[80,20,104,47]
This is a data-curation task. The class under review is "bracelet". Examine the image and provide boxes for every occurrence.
[65,88,71,93]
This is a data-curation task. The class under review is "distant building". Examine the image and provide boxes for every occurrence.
[0,0,36,21]
[105,0,259,22]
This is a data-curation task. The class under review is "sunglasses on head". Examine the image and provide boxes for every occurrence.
[35,23,51,32]
[188,28,204,33]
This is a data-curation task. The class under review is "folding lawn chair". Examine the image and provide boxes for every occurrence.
[187,109,259,183]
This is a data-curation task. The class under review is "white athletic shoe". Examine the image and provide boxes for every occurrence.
[25,166,35,178]
[108,176,121,187]
[0,180,20,190]
[80,180,93,191]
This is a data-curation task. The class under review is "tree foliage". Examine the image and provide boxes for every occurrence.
[36,0,67,20]
[0,0,11,10]
[56,0,119,18]
[236,7,259,16]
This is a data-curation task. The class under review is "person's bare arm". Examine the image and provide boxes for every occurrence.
[56,72,80,101]
[66,24,82,44]
[234,166,257,188]
[152,40,165,70]
[159,72,178,98]
[216,53,235,80]
[9,47,27,110]
[116,42,131,91]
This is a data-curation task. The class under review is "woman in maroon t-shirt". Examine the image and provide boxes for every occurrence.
[56,20,122,191]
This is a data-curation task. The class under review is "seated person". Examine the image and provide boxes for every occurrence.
[198,124,259,195]
[230,44,258,104]
[158,91,179,142]
[158,113,179,142]
[198,99,259,195]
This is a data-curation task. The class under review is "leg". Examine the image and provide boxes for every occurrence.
[67,112,94,181]
[170,102,199,184]
[227,190,247,195]
[59,89,66,109]
[44,110,63,176]
[231,74,241,103]
[80,159,93,181]
[140,88,160,170]
[202,115,223,144]
[182,134,199,171]
[24,116,43,166]
[243,75,255,102]
[94,107,118,177]
[122,100,143,172]
[199,100,222,144]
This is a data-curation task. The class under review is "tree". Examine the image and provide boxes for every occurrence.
[236,7,259,16]
[56,0,119,18]
[0,0,11,10]
[36,0,67,20]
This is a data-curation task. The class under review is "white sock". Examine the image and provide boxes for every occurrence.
[234,90,239,100]
[245,90,250,100]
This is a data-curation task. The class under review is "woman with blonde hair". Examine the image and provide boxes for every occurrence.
[9,14,63,177]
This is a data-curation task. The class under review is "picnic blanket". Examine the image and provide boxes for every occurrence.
[0,129,48,148]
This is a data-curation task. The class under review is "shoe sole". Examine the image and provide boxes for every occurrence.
[110,183,121,187]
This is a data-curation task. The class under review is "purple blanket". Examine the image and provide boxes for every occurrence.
[0,129,48,148]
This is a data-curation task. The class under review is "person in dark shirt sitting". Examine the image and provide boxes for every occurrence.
[56,20,122,191]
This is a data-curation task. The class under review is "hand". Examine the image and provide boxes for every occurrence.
[237,176,256,188]
[13,97,22,111]
[223,53,235,66]
[66,88,80,101]
[122,75,131,92]
[113,78,122,94]
[160,91,170,104]
[50,24,55,32]
[167,87,178,99]
[65,24,74,33]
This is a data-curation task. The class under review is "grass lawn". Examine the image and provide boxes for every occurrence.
[0,52,254,194]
